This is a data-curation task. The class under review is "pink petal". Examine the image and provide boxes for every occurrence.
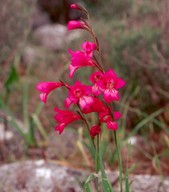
[36,82,62,92]
[82,41,97,57]
[64,97,73,108]
[89,71,103,83]
[107,121,118,130]
[113,111,122,120]
[55,123,66,134]
[79,96,94,113]
[90,125,101,137]
[99,110,111,122]
[103,89,119,102]
[115,78,126,89]
[70,4,79,9]
[39,93,47,103]
[69,64,78,78]
[67,20,87,30]
[92,84,101,96]
[106,69,117,78]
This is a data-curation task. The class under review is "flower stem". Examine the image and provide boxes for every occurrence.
[95,134,100,191]
[114,131,123,192]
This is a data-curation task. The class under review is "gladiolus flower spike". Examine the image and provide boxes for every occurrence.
[36,3,126,135]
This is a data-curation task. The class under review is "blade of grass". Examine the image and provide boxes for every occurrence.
[125,169,130,192]
[7,116,28,142]
[35,102,44,116]
[118,103,169,134]
[23,83,29,130]
[114,132,123,192]
[32,114,48,140]
[128,108,164,138]
[99,153,114,192]
[28,116,36,146]
[84,174,95,192]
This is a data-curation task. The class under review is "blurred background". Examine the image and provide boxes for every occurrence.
[0,0,169,178]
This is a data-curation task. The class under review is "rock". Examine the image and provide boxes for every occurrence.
[129,174,169,192]
[0,160,169,192]
[0,160,87,192]
[33,24,67,51]
[33,24,81,51]
[0,123,14,141]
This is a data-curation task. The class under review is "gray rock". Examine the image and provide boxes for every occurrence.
[33,24,81,51]
[0,160,169,192]
[0,160,87,192]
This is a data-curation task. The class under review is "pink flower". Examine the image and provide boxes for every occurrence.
[98,69,126,102]
[82,41,97,57]
[70,4,81,10]
[68,20,88,30]
[90,71,104,96]
[79,96,107,114]
[99,110,122,131]
[54,108,81,134]
[90,125,101,137]
[36,82,63,103]
[70,4,87,12]
[69,50,96,78]
[65,81,91,108]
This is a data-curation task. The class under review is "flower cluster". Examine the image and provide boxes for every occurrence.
[36,4,126,137]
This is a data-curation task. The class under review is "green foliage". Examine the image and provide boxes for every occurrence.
[4,65,19,93]
[0,94,47,147]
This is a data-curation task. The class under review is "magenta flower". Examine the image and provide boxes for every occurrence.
[99,110,122,131]
[70,3,87,13]
[70,4,81,10]
[36,82,63,103]
[79,96,107,114]
[90,71,104,96]
[69,50,96,78]
[68,20,88,30]
[82,41,97,57]
[65,81,91,108]
[98,69,126,102]
[90,125,101,137]
[54,108,81,134]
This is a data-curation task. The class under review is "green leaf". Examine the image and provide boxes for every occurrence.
[83,174,95,192]
[32,114,48,140]
[5,65,19,92]
[125,169,130,192]
[28,116,37,147]
[99,153,114,192]
[128,108,164,138]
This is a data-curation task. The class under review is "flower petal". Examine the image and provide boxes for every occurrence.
[69,64,78,78]
[39,93,47,103]
[64,97,73,108]
[115,78,126,89]
[107,121,118,130]
[103,89,119,102]
[113,111,122,120]
[67,20,88,30]
[82,41,97,57]
[79,96,94,113]
[55,123,66,134]
[90,125,101,137]
[92,84,101,96]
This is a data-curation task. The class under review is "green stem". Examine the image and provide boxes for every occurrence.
[95,134,100,191]
[114,131,123,192]
[77,105,96,151]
